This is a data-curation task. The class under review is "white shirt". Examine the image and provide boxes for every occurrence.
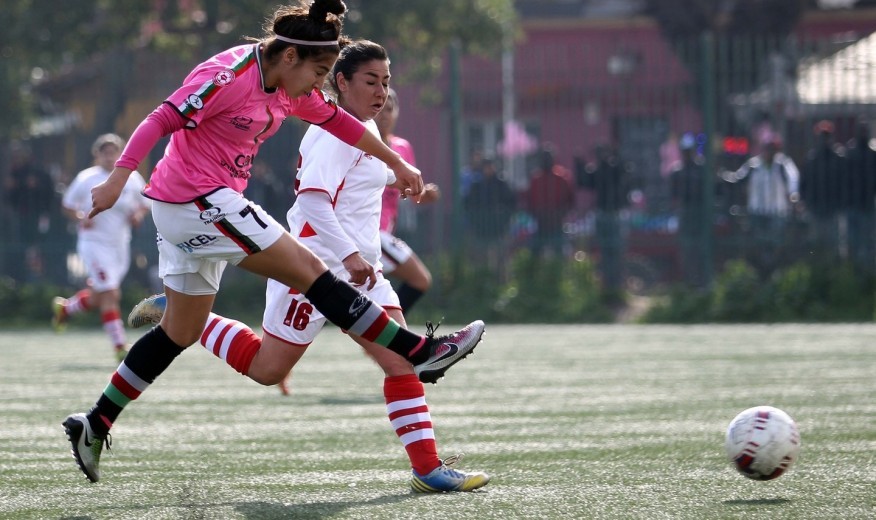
[287,119,391,273]
[62,166,149,244]
[740,153,799,217]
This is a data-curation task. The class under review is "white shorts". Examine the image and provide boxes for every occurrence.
[78,239,130,292]
[262,273,400,346]
[379,230,413,275]
[152,188,285,295]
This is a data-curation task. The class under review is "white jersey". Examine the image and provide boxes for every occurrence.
[286,119,391,274]
[62,166,150,244]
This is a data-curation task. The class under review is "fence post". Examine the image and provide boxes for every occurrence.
[699,31,716,287]
[449,39,463,256]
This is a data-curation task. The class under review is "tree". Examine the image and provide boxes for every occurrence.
[0,0,516,141]
[346,0,515,85]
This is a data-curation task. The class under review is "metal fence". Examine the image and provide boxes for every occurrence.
[2,29,876,298]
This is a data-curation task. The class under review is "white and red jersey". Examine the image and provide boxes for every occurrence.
[145,44,349,203]
[63,166,148,244]
[287,119,391,274]
[379,135,416,233]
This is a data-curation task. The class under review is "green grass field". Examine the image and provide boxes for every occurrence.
[1,324,874,519]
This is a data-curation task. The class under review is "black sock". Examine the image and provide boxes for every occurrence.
[88,326,185,437]
[305,270,427,360]
[396,283,425,313]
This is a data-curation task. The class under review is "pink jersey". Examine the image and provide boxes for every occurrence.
[379,135,416,232]
[144,44,363,203]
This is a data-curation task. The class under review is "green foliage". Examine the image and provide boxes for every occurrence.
[642,259,876,323]
[3,255,873,327]
[711,259,767,321]
[409,249,613,324]
[1,0,516,139]
[636,287,712,323]
[0,276,154,328]
[348,0,515,86]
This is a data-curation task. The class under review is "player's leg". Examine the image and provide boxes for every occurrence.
[63,286,214,482]
[63,197,228,483]
[92,288,128,361]
[238,231,485,383]
[90,241,132,361]
[196,278,317,386]
[344,278,489,491]
[52,288,92,332]
[348,296,489,492]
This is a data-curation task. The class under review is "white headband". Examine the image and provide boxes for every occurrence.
[274,34,338,46]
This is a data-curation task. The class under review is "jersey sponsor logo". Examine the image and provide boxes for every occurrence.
[229,116,253,130]
[213,69,236,86]
[219,157,251,179]
[176,234,218,253]
[199,207,227,224]
[186,94,204,110]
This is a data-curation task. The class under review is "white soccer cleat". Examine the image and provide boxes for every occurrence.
[62,413,110,483]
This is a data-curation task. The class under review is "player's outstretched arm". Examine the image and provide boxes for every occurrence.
[89,167,132,218]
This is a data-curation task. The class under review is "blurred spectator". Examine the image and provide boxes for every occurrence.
[734,134,799,217]
[669,133,708,286]
[800,120,846,258]
[464,157,517,248]
[458,149,485,199]
[2,140,56,281]
[844,119,876,268]
[578,145,631,213]
[578,145,632,292]
[730,134,799,272]
[660,131,682,178]
[524,144,576,256]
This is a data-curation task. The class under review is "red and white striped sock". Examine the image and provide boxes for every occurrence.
[385,374,441,475]
[100,310,127,348]
[65,289,92,317]
[199,313,261,375]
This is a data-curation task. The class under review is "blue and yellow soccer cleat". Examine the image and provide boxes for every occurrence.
[51,297,68,333]
[410,454,491,493]
[127,294,166,328]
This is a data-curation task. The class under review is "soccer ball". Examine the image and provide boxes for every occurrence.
[724,406,801,480]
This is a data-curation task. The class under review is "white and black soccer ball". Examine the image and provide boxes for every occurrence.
[724,406,801,480]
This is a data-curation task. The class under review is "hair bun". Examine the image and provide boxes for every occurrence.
[309,0,347,21]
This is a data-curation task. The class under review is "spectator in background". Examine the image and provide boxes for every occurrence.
[3,141,56,281]
[523,144,575,256]
[464,157,517,258]
[458,149,485,199]
[52,134,150,362]
[669,133,707,286]
[844,119,876,269]
[800,120,845,258]
[731,134,799,272]
[374,87,440,314]
[578,145,631,293]
[660,131,682,178]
